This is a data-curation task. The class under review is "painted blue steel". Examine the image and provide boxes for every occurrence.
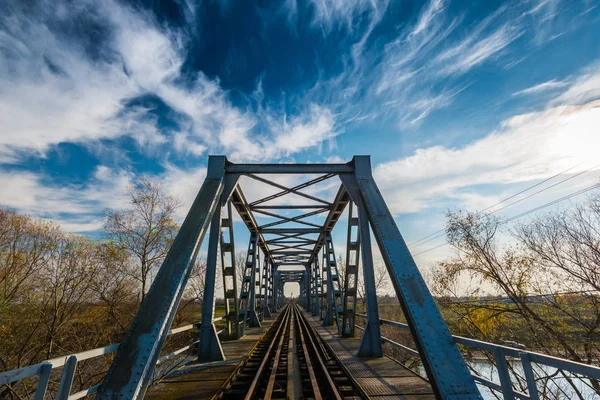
[313,258,321,317]
[354,314,600,400]
[225,162,353,175]
[494,347,516,400]
[96,156,226,400]
[239,233,261,335]
[341,201,360,337]
[519,353,540,400]
[57,355,77,400]
[220,200,240,339]
[33,363,51,400]
[339,173,383,357]
[349,156,482,398]
[262,257,272,318]
[197,200,226,362]
[322,233,343,334]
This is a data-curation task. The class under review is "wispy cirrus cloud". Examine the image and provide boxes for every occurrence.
[512,79,570,96]
[374,63,600,215]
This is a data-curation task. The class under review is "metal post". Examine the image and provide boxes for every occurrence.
[198,202,226,362]
[34,363,52,400]
[306,262,312,312]
[57,355,77,400]
[97,156,226,399]
[256,250,263,322]
[221,201,240,339]
[312,258,321,317]
[354,195,383,357]
[320,248,327,320]
[239,233,261,335]
[322,233,343,334]
[263,257,272,318]
[494,348,515,400]
[344,155,482,398]
[273,269,280,310]
[520,353,540,400]
[342,202,360,337]
[269,264,277,313]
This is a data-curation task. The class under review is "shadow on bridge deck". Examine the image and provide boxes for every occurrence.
[303,310,436,399]
[145,312,280,400]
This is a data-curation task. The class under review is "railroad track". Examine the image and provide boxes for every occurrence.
[214,303,367,400]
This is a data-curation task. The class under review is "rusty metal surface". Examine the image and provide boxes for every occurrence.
[303,310,435,399]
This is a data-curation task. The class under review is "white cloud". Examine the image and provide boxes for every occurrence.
[306,0,389,34]
[374,64,600,215]
[0,165,132,232]
[0,0,336,164]
[552,63,600,105]
[512,78,569,96]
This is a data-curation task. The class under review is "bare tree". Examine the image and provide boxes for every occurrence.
[431,200,600,398]
[104,178,180,302]
[0,208,58,308]
[356,263,389,312]
[235,250,247,298]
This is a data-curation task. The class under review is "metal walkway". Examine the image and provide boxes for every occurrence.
[147,304,434,400]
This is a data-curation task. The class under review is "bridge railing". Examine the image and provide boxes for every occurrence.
[0,317,225,400]
[357,314,600,399]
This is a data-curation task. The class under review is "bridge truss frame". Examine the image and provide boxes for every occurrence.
[96,155,482,400]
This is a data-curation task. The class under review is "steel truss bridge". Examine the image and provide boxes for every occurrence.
[2,156,600,400]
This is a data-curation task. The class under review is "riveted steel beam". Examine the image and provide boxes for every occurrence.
[97,156,226,400]
[348,155,482,399]
[226,161,352,174]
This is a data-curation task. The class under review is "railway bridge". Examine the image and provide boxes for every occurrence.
[2,156,599,400]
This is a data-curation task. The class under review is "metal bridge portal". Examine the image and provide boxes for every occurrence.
[96,156,482,399]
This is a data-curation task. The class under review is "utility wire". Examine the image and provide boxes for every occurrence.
[413,182,600,257]
[409,163,597,249]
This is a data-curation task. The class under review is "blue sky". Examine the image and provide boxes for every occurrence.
[1,0,600,270]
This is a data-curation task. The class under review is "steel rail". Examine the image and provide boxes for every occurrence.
[263,310,291,399]
[244,306,292,400]
[294,308,323,399]
[294,305,343,400]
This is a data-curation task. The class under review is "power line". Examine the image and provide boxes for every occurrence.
[409,163,597,250]
[413,182,600,257]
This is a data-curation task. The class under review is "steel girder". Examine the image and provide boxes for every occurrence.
[322,233,343,334]
[220,201,240,339]
[343,156,481,399]
[238,233,261,335]
[197,200,226,362]
[97,156,227,399]
[311,258,320,317]
[99,155,482,400]
[342,202,360,337]
[261,257,272,318]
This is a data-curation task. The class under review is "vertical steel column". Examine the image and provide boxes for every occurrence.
[220,201,239,339]
[277,273,284,308]
[256,250,263,322]
[349,156,482,398]
[305,263,312,311]
[320,248,327,320]
[198,201,225,362]
[97,156,226,399]
[322,233,343,334]
[238,233,261,336]
[273,269,280,310]
[312,258,321,317]
[342,202,360,337]
[262,257,272,318]
[340,173,382,357]
[269,264,277,313]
